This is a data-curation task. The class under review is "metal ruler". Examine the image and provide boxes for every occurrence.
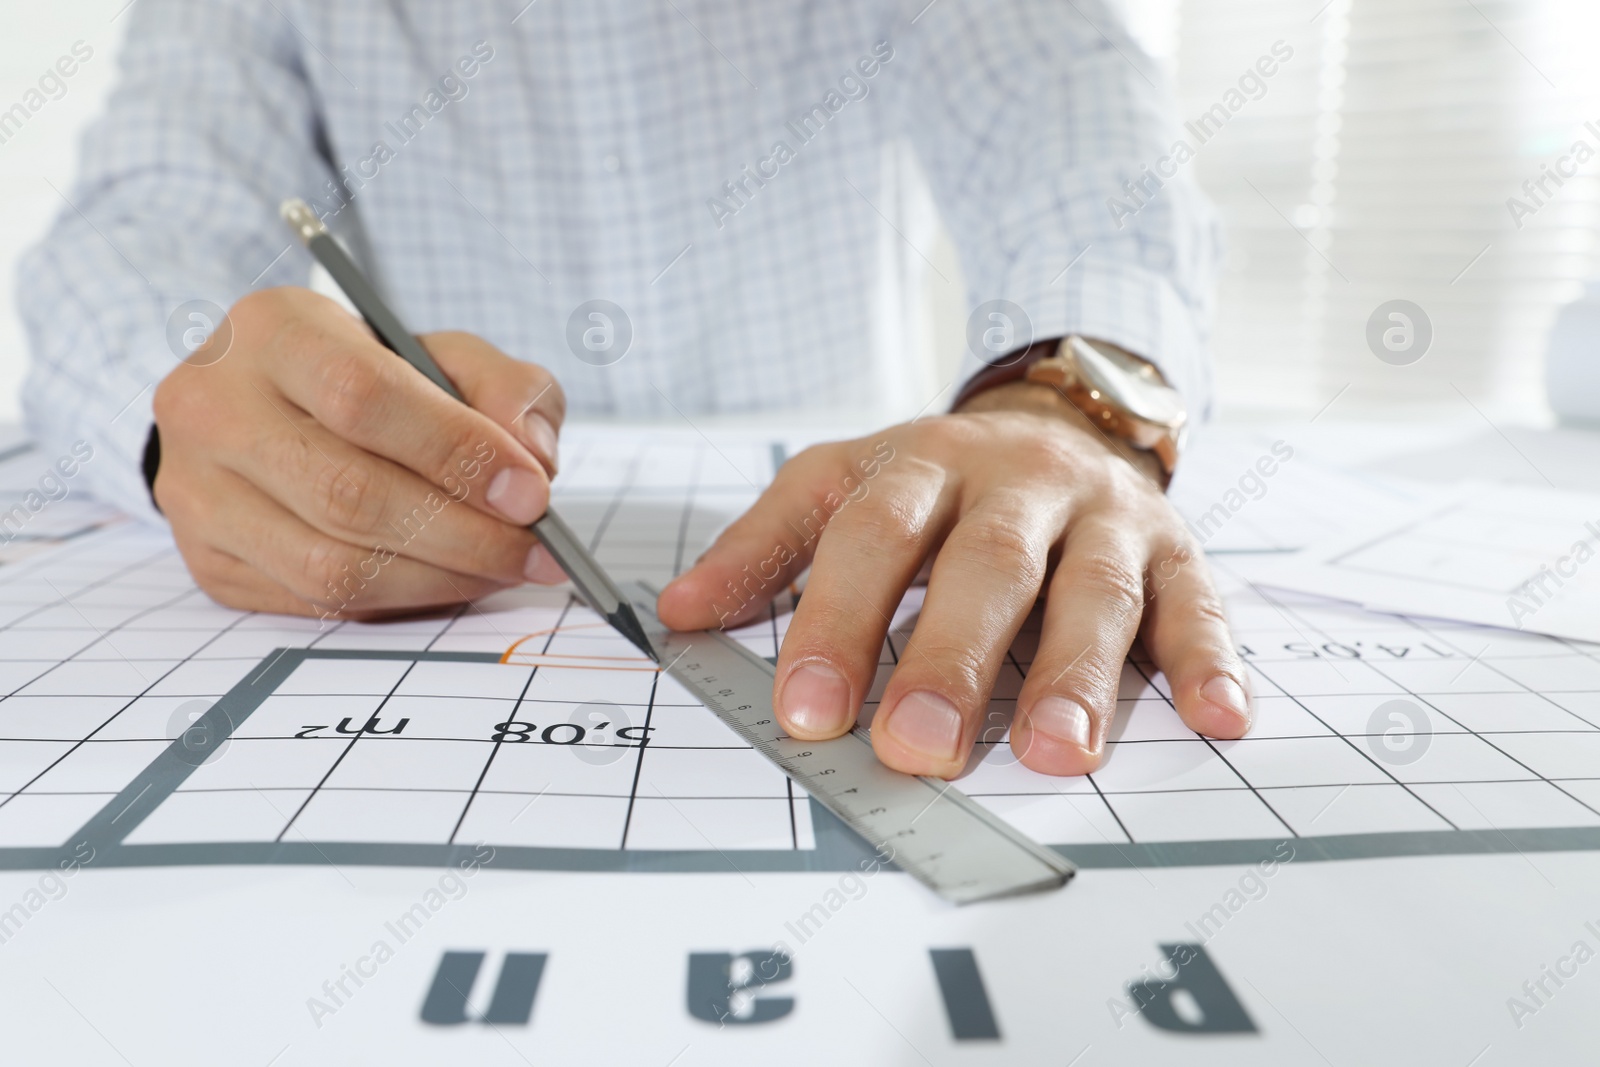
[630,584,1074,905]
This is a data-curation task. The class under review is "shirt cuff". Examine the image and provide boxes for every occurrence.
[51,388,168,527]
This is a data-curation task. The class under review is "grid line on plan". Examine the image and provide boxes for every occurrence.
[617,667,662,850]
[1378,613,1600,821]
[447,597,573,845]
[0,435,1595,862]
[274,660,421,842]
[0,549,258,820]
[1132,657,1298,839]
[1225,584,1463,831]
[866,567,1600,846]
[448,651,543,845]
[1250,577,1600,827]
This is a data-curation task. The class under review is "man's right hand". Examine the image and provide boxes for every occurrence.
[152,286,567,620]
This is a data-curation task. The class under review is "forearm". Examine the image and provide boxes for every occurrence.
[898,0,1220,416]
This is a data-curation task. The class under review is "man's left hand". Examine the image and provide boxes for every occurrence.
[656,380,1252,779]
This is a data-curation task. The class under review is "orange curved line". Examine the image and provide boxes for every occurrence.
[498,620,613,663]
[513,662,658,673]
[507,652,656,664]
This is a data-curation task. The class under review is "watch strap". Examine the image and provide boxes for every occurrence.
[949,339,1061,412]
[952,335,1183,488]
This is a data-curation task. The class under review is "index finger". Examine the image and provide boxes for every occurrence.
[267,309,553,526]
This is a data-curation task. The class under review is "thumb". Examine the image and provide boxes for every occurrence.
[422,331,566,476]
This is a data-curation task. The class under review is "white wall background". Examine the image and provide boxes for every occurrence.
[2,2,1598,425]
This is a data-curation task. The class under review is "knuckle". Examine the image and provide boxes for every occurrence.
[1030,430,1081,475]
[916,414,981,455]
[1025,641,1123,708]
[310,456,391,533]
[1182,589,1232,631]
[199,577,268,615]
[151,373,183,424]
[234,284,306,317]
[174,544,218,590]
[789,442,834,471]
[299,535,362,594]
[1090,467,1142,513]
[223,287,286,335]
[179,549,251,612]
[1052,656,1123,704]
[153,366,211,430]
[836,499,923,556]
[191,573,242,610]
[1071,548,1146,617]
[1147,533,1198,583]
[902,639,988,698]
[950,512,1046,585]
[1150,526,1199,563]
[431,417,491,486]
[151,469,188,522]
[317,351,388,438]
[234,287,350,368]
[460,526,531,580]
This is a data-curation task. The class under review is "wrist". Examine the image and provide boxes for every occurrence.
[955,334,1185,489]
[955,379,1168,486]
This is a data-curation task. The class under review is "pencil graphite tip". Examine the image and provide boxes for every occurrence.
[607,603,657,662]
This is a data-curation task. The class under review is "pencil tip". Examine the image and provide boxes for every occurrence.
[608,604,657,662]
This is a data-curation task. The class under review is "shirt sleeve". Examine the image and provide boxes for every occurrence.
[15,0,330,521]
[894,0,1222,417]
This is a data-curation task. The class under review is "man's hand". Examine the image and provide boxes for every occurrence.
[153,286,567,620]
[657,380,1251,779]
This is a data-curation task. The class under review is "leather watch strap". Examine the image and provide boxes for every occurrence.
[949,339,1061,412]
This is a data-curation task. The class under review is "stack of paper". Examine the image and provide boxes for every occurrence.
[1259,483,1600,644]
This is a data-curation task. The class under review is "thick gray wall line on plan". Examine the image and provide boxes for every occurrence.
[70,646,310,853]
[7,827,1600,876]
[10,646,1600,875]
[67,647,506,855]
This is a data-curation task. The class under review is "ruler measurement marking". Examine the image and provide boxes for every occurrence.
[631,584,1073,905]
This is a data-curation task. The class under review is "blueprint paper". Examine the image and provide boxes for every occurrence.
[1261,483,1600,643]
[0,432,1596,875]
[1166,428,1430,553]
[0,427,1598,1064]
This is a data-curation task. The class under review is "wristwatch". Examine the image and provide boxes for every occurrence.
[952,335,1187,486]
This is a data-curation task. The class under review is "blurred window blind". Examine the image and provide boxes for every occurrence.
[1122,0,1600,419]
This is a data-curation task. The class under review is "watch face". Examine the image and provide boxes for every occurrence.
[1069,337,1186,427]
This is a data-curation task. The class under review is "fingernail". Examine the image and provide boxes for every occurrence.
[487,467,546,524]
[882,691,963,763]
[1200,675,1251,728]
[523,543,567,584]
[1025,696,1093,750]
[522,413,560,473]
[780,663,852,736]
